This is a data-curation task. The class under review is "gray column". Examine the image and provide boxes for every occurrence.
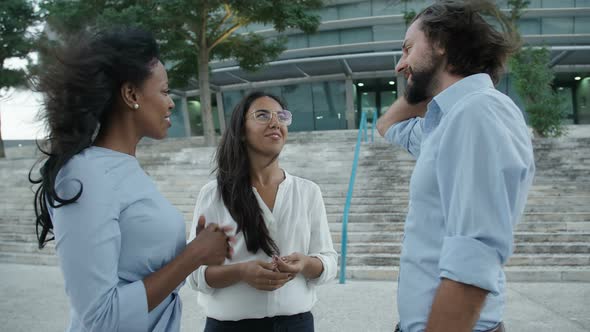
[345,77,356,129]
[216,92,226,134]
[180,96,191,137]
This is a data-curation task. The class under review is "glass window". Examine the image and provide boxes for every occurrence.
[373,24,406,41]
[405,0,430,13]
[576,0,590,7]
[542,18,574,34]
[557,87,575,124]
[518,18,541,35]
[309,31,340,47]
[576,77,590,124]
[286,34,308,50]
[313,6,338,21]
[167,96,187,137]
[372,0,404,15]
[222,90,246,125]
[282,84,315,132]
[543,0,574,7]
[574,17,590,34]
[338,1,371,19]
[312,81,347,130]
[527,0,542,7]
[340,27,373,44]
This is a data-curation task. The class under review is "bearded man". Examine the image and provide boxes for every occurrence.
[376,1,536,332]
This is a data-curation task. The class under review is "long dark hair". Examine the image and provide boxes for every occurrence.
[215,91,286,256]
[414,0,520,84]
[29,27,160,249]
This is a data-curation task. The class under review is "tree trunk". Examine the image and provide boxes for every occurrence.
[198,47,216,146]
[195,2,217,146]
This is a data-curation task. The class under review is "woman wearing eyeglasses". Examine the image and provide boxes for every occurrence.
[186,91,337,332]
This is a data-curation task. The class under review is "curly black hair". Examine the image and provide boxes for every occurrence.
[29,27,160,248]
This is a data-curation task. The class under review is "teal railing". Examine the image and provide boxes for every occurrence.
[339,110,376,284]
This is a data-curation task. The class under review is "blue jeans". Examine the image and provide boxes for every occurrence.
[204,312,314,332]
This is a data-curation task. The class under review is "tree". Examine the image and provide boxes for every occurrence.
[509,48,566,137]
[41,0,324,146]
[0,0,38,158]
[507,0,566,137]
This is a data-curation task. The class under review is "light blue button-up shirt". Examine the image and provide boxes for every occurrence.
[50,146,186,332]
[385,74,535,332]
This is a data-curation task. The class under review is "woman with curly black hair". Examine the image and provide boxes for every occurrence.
[29,27,232,332]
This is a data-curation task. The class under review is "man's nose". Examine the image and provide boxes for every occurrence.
[395,55,407,74]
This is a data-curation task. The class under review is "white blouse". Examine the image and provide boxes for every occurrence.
[186,171,337,321]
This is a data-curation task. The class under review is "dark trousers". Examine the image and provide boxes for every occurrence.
[204,312,314,332]
[394,322,505,332]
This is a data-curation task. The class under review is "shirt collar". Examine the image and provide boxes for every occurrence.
[431,73,494,115]
[423,73,494,134]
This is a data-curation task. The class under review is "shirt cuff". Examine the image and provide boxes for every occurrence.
[118,280,149,332]
[307,254,337,286]
[438,236,502,295]
[188,265,215,294]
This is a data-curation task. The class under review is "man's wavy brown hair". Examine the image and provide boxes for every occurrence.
[413,0,520,84]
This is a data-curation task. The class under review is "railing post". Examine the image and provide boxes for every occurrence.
[340,111,367,284]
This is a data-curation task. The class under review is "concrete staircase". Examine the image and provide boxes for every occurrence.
[0,129,589,281]
[337,136,590,282]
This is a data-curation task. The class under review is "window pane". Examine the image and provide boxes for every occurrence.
[338,1,371,19]
[287,34,308,50]
[282,84,314,132]
[373,24,406,41]
[372,0,404,15]
[312,81,347,130]
[542,18,574,34]
[518,18,541,35]
[576,0,590,7]
[309,31,339,47]
[543,0,574,7]
[574,17,590,34]
[222,90,246,125]
[341,28,373,44]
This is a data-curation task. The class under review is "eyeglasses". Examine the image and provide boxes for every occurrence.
[247,109,292,126]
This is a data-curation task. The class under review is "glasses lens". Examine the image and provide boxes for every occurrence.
[277,110,292,123]
[254,110,272,122]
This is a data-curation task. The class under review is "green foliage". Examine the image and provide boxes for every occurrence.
[507,0,531,21]
[402,9,416,25]
[509,48,567,137]
[0,0,38,89]
[40,0,323,87]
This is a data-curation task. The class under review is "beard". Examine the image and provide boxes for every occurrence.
[404,52,443,104]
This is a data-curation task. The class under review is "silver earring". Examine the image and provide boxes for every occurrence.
[133,103,139,110]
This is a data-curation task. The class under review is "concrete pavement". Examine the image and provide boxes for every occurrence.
[1,263,588,331]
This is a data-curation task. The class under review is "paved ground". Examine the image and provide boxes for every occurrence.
[1,263,589,332]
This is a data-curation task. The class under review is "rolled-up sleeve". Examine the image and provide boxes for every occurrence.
[53,172,148,332]
[307,185,338,285]
[384,117,424,158]
[435,97,533,295]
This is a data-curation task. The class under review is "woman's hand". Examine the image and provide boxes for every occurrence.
[274,253,324,280]
[186,216,234,269]
[239,260,292,291]
[273,253,306,275]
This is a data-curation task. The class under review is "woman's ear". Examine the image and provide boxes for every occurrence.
[120,82,139,110]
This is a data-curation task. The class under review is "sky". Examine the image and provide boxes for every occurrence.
[0,89,46,140]
[1,57,47,140]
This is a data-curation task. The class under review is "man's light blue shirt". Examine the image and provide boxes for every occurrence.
[385,74,535,332]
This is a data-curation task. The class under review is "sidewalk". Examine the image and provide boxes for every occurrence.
[1,263,588,331]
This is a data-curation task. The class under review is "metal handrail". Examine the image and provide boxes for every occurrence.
[339,110,374,284]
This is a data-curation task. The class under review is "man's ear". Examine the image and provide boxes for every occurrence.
[120,82,139,110]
